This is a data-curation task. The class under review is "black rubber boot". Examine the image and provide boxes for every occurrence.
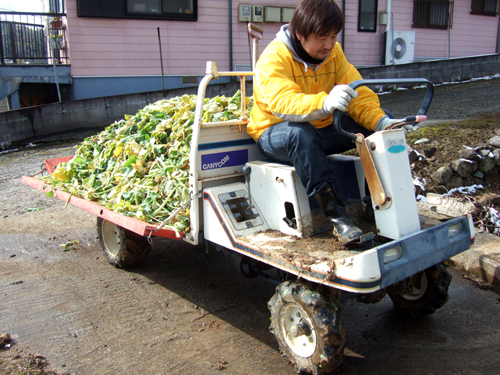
[315,185,364,245]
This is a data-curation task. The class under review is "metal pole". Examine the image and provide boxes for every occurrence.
[10,23,17,63]
[391,13,394,65]
[157,27,166,97]
[0,21,5,64]
[52,44,62,102]
[448,27,451,59]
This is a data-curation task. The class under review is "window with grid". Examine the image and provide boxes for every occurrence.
[413,0,451,29]
[470,0,498,15]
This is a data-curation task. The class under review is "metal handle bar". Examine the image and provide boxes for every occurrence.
[333,78,434,140]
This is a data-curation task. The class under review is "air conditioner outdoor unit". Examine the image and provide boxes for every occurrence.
[385,31,415,65]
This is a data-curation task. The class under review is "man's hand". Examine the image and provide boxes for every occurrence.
[375,115,399,132]
[375,115,417,133]
[323,85,358,113]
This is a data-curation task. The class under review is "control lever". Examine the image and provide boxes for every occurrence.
[242,166,252,211]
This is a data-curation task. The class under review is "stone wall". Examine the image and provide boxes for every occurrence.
[412,135,500,192]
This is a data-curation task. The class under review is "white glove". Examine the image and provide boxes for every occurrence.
[375,115,417,133]
[323,85,358,113]
[375,115,399,132]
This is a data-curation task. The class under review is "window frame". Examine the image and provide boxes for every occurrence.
[470,0,499,16]
[412,0,452,30]
[358,0,378,33]
[77,0,198,21]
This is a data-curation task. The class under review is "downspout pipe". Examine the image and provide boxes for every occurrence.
[497,12,500,53]
[387,0,393,65]
[341,0,345,50]
[386,0,392,32]
[229,0,233,71]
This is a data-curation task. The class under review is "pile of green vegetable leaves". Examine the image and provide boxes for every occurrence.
[44,90,252,233]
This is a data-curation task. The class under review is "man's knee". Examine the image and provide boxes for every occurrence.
[286,122,320,144]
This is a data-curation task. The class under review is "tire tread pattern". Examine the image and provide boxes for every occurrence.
[268,281,346,375]
[97,217,151,268]
[387,263,451,316]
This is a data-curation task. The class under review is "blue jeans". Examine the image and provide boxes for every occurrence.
[256,115,372,196]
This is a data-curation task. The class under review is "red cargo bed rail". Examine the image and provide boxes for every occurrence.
[21,158,184,240]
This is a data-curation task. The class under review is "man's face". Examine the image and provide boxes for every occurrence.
[296,32,338,60]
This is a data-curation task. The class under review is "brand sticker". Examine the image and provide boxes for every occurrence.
[387,138,406,154]
[201,150,248,170]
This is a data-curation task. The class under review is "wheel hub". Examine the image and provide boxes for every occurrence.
[290,318,312,337]
[101,220,122,257]
[402,272,428,300]
[280,304,316,358]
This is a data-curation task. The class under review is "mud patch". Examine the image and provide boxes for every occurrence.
[0,345,64,375]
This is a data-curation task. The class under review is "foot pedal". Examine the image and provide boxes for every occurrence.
[359,232,375,248]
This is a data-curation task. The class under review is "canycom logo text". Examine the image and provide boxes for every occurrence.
[201,150,248,170]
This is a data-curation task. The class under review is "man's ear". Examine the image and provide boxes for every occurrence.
[295,31,305,42]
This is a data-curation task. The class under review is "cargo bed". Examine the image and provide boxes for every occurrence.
[21,171,183,240]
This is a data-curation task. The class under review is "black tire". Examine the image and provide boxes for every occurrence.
[268,281,346,374]
[234,253,259,279]
[387,263,451,316]
[96,217,151,268]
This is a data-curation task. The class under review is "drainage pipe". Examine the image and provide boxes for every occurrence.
[386,0,391,32]
[229,0,233,71]
[497,11,500,53]
[341,0,345,50]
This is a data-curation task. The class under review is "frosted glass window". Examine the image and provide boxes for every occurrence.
[358,0,377,32]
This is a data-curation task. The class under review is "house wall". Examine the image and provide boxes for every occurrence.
[343,0,387,66]
[63,0,499,99]
[387,0,499,61]
[343,0,500,66]
[65,0,289,77]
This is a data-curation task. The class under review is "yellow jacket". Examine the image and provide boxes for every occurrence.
[248,25,385,141]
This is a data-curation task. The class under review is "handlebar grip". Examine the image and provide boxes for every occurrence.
[348,79,434,116]
[332,78,434,139]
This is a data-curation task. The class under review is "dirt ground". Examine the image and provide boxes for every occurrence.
[2,77,500,374]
